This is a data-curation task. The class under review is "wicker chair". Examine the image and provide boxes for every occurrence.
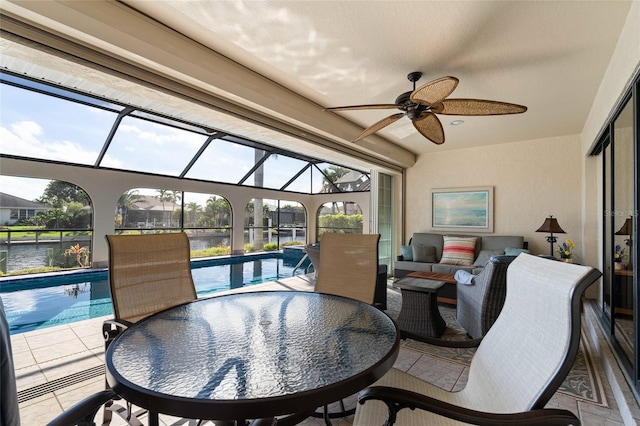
[0,297,119,426]
[456,255,516,339]
[353,253,601,426]
[102,232,197,425]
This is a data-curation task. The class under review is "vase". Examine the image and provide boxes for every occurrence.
[560,257,573,263]
[614,261,623,270]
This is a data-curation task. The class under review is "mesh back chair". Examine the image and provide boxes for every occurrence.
[456,255,516,339]
[314,232,381,304]
[304,243,321,278]
[104,232,197,325]
[102,232,197,425]
[312,232,381,422]
[0,297,118,426]
[354,253,601,426]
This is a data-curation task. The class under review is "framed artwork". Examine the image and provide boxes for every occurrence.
[431,186,494,233]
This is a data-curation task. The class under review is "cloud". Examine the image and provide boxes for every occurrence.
[0,120,112,166]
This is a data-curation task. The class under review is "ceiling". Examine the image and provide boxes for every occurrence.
[0,0,633,170]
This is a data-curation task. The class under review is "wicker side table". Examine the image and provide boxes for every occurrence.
[394,277,447,338]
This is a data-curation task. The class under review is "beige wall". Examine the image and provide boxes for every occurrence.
[581,0,640,153]
[404,135,584,258]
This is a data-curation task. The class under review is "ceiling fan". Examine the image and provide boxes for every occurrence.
[325,72,527,145]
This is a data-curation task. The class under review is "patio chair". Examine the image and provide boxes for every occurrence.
[304,243,321,277]
[314,232,381,304]
[456,255,516,339]
[0,296,119,426]
[102,232,197,425]
[353,253,601,426]
[312,232,381,422]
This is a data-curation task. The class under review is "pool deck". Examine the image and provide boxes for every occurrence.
[11,273,640,425]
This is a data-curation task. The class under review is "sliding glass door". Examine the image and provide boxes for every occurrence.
[598,72,638,391]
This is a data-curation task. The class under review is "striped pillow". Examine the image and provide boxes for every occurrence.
[439,236,478,266]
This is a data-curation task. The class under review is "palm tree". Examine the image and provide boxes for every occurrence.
[253,151,266,250]
[156,189,175,226]
[321,166,350,213]
[170,190,182,227]
[320,165,349,193]
[116,190,142,228]
[185,202,201,227]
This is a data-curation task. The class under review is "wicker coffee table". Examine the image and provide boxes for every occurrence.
[394,277,447,338]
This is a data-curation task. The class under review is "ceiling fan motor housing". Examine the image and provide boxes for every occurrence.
[396,91,428,120]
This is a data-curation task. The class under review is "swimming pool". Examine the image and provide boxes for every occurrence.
[0,252,310,334]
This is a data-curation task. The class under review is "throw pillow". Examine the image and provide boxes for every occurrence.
[505,247,530,256]
[439,236,478,266]
[400,245,413,261]
[473,249,504,267]
[412,245,437,263]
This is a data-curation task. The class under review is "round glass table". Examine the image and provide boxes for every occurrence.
[105,290,399,425]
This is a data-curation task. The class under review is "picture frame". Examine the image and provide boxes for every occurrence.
[431,186,494,233]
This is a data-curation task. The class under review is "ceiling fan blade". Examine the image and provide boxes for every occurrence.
[410,76,459,105]
[438,99,527,115]
[413,113,445,145]
[325,104,402,112]
[353,113,405,142]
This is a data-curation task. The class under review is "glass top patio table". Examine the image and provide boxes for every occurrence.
[105,290,400,424]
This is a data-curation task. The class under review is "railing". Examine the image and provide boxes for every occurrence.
[0,228,92,245]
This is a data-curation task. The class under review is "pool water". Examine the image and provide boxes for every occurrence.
[1,255,307,334]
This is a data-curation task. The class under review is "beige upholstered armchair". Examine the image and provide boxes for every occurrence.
[353,253,601,426]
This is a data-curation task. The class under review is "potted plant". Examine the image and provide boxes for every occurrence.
[614,244,626,269]
[557,239,575,263]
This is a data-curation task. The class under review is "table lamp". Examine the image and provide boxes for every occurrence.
[536,215,566,257]
[615,216,633,270]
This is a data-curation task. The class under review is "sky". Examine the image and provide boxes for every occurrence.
[0,74,360,207]
[0,175,50,201]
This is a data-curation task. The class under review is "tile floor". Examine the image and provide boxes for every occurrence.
[11,276,640,425]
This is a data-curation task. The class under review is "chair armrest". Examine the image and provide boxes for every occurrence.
[400,330,482,348]
[46,389,119,426]
[103,319,134,348]
[359,386,580,426]
[103,318,133,332]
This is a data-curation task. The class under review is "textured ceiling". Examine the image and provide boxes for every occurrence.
[0,0,633,168]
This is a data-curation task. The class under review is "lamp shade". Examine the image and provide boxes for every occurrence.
[615,217,633,235]
[536,216,566,234]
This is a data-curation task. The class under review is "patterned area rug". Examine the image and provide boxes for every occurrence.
[385,288,607,406]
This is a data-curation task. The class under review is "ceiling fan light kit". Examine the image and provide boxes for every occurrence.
[326,72,527,145]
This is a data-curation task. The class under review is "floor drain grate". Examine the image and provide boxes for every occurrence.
[17,364,105,404]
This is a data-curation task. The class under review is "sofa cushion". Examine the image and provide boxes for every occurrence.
[412,245,437,263]
[432,263,474,275]
[411,233,445,260]
[474,249,504,267]
[395,260,433,273]
[400,245,413,261]
[505,247,530,256]
[439,236,478,266]
[480,235,524,252]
